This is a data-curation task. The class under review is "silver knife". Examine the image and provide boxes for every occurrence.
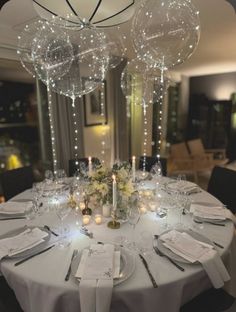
[14,244,55,266]
[65,249,78,281]
[139,254,158,288]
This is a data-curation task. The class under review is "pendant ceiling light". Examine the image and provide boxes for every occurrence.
[32,0,136,27]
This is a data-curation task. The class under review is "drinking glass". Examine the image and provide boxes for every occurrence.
[32,182,44,216]
[127,204,141,250]
[56,203,72,248]
[55,169,67,184]
[45,170,54,183]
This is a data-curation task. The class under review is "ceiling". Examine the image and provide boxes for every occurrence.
[0,0,236,78]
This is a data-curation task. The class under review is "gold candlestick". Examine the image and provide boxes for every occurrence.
[107,208,120,229]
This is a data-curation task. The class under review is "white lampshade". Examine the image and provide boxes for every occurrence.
[33,0,136,27]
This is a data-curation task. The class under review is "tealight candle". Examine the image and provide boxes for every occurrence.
[102,203,111,217]
[79,202,86,211]
[82,215,91,225]
[94,214,102,225]
[140,205,147,214]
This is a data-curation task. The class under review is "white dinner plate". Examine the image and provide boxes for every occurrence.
[156,229,214,264]
[0,226,51,259]
[71,246,135,286]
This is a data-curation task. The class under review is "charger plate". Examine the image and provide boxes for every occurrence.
[0,226,51,259]
[71,246,135,286]
[156,229,214,264]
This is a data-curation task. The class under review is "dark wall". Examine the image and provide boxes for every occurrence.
[190,72,236,100]
[189,72,236,160]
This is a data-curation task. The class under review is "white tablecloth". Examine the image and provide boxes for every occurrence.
[0,186,236,312]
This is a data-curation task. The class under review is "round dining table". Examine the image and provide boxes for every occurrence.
[0,181,236,312]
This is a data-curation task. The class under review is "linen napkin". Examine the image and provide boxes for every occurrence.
[0,227,48,260]
[190,204,236,224]
[160,230,230,288]
[167,180,199,194]
[76,244,117,312]
[0,201,32,215]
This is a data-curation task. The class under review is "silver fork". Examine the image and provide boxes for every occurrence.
[153,235,185,272]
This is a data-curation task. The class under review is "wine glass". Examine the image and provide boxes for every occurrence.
[55,169,66,184]
[150,161,163,181]
[127,204,141,250]
[55,202,72,248]
[32,182,44,216]
[45,170,54,183]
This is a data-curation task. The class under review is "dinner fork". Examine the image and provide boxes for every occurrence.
[153,235,185,272]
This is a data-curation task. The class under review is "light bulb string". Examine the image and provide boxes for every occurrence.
[46,79,57,174]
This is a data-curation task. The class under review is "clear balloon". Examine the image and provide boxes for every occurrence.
[101,27,127,70]
[17,20,44,78]
[132,0,200,70]
[48,25,109,98]
[121,57,148,106]
[32,19,74,84]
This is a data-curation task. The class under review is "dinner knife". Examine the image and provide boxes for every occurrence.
[139,254,158,288]
[14,244,55,266]
[65,249,78,281]
[0,217,26,221]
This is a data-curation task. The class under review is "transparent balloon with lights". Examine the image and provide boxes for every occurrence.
[121,57,148,109]
[47,24,109,98]
[32,19,74,84]
[132,0,200,70]
[17,19,44,78]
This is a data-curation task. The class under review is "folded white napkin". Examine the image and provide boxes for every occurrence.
[0,227,48,260]
[0,202,32,215]
[76,244,117,312]
[190,204,236,224]
[167,181,199,194]
[161,230,230,288]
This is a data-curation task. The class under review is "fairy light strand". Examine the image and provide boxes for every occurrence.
[71,95,79,159]
[100,82,106,165]
[47,82,57,174]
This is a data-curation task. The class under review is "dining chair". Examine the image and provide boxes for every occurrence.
[187,138,228,167]
[138,156,167,176]
[0,166,34,201]
[168,142,198,181]
[207,166,236,214]
[68,158,101,177]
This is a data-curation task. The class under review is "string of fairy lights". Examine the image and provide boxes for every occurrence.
[100,82,106,165]
[47,84,57,173]
[71,95,80,159]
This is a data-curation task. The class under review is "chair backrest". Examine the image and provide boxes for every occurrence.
[1,166,34,201]
[170,142,189,158]
[68,158,101,177]
[187,139,205,155]
[207,166,236,214]
[139,156,167,176]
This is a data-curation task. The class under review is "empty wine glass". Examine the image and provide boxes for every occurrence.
[150,161,163,180]
[32,182,44,216]
[127,204,141,251]
[55,169,66,184]
[45,170,54,183]
[56,202,72,248]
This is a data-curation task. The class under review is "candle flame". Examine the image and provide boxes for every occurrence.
[88,156,92,162]
[112,174,116,182]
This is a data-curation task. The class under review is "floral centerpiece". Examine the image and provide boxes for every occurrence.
[85,162,136,219]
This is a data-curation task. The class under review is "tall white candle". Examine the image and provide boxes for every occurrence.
[112,174,117,210]
[132,156,136,182]
[88,156,92,176]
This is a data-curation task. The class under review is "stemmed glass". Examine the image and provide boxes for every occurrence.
[55,202,72,248]
[32,182,44,216]
[127,204,141,250]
